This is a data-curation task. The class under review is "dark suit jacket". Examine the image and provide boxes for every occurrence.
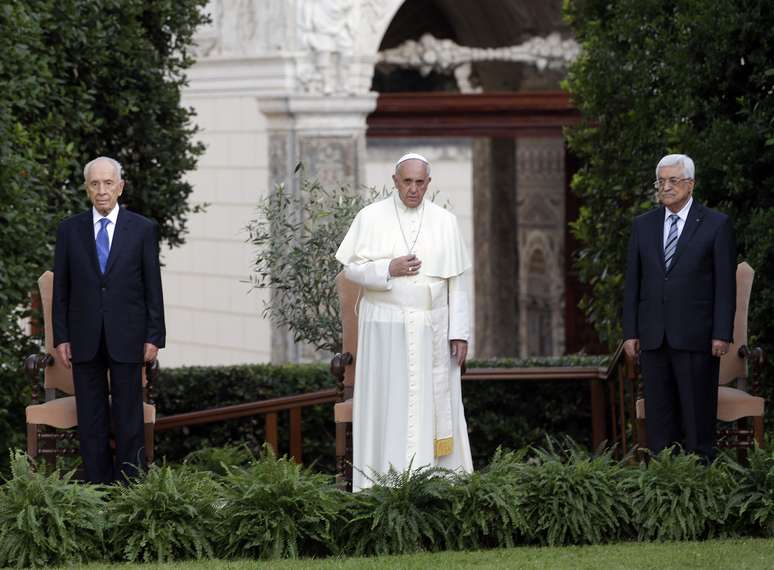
[53,208,166,363]
[623,201,736,352]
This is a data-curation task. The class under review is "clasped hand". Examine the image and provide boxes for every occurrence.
[389,254,422,277]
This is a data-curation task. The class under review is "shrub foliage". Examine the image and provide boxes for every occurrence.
[106,465,222,563]
[0,0,207,472]
[0,451,107,568]
[727,447,774,536]
[339,464,454,556]
[448,449,530,550]
[183,444,256,477]
[0,444,772,563]
[564,0,774,407]
[516,439,630,546]
[565,0,774,348]
[217,446,341,559]
[623,450,732,541]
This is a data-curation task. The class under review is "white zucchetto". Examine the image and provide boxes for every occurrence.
[395,153,430,169]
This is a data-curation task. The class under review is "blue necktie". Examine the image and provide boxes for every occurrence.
[664,214,679,270]
[96,218,110,273]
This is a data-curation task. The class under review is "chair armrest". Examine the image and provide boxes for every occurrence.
[24,353,53,405]
[330,352,353,400]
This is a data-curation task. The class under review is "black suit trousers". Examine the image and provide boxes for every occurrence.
[640,342,719,462]
[73,330,145,483]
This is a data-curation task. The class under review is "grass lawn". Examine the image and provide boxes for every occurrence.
[55,538,774,569]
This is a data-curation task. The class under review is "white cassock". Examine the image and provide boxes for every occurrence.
[335,193,474,491]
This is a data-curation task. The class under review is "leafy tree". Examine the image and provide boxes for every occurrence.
[564,1,774,385]
[247,174,385,354]
[0,0,207,467]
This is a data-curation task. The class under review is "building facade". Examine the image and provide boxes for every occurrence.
[161,0,582,367]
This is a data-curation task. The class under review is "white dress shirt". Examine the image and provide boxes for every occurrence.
[663,196,693,248]
[92,204,120,248]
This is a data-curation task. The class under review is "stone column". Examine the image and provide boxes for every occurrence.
[171,0,398,366]
[259,94,376,190]
[516,137,566,357]
[472,138,520,358]
[258,94,377,362]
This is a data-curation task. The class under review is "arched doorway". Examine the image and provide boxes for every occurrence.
[364,0,593,357]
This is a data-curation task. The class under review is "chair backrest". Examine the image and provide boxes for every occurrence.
[39,271,75,394]
[719,262,754,385]
[335,272,361,388]
[39,271,148,395]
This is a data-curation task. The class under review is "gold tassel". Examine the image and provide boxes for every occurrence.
[434,437,453,457]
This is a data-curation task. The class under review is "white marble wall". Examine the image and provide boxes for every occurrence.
[161,127,477,367]
[160,95,273,367]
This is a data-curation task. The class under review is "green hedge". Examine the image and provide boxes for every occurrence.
[2,443,774,567]
[154,356,609,471]
[154,364,337,472]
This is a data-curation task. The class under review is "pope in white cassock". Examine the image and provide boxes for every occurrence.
[335,153,474,491]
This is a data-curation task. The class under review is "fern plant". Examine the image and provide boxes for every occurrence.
[338,463,455,556]
[447,448,531,550]
[726,447,774,536]
[623,449,733,541]
[106,464,222,563]
[517,438,630,546]
[0,450,107,568]
[217,445,341,559]
[183,444,255,476]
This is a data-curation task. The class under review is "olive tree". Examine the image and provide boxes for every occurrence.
[247,173,385,354]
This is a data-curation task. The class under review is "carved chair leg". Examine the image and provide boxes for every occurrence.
[734,418,748,464]
[27,423,39,460]
[345,422,353,491]
[335,422,347,490]
[754,416,765,449]
[636,418,648,462]
[144,423,155,465]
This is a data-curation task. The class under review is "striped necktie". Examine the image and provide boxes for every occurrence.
[664,214,679,270]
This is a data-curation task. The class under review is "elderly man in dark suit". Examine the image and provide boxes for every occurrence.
[623,154,736,462]
[53,156,165,483]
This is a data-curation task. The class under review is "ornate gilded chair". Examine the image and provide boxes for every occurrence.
[330,271,361,490]
[635,262,766,458]
[25,271,158,468]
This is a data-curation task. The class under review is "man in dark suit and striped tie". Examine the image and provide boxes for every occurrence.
[623,154,736,462]
[53,156,165,482]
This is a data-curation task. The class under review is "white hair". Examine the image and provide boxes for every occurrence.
[83,156,123,182]
[395,152,431,176]
[656,154,695,179]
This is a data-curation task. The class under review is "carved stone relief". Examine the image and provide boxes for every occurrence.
[299,137,357,189]
[268,132,291,190]
[359,0,395,40]
[516,137,566,356]
[193,0,289,57]
[378,33,580,92]
[192,0,395,96]
[299,0,355,52]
